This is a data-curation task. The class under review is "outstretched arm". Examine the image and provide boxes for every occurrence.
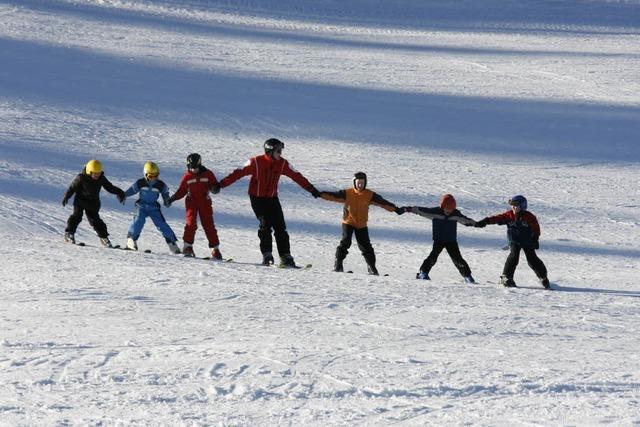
[475,211,511,227]
[319,190,347,203]
[101,176,125,203]
[169,175,188,202]
[220,160,254,188]
[282,161,316,194]
[370,192,398,213]
[407,206,440,218]
[451,210,476,226]
[124,180,142,198]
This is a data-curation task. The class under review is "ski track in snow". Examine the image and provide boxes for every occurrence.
[0,0,639,425]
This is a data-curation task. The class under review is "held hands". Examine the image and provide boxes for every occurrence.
[211,184,221,194]
[164,199,172,208]
[394,207,406,215]
[475,218,488,228]
[117,191,126,205]
[311,188,321,199]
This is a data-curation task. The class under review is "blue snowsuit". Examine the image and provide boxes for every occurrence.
[125,178,177,243]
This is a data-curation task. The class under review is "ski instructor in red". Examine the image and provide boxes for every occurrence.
[219,138,320,267]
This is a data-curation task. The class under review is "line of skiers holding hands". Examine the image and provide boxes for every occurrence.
[62,138,550,289]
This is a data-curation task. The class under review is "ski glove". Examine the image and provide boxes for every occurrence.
[163,199,172,208]
[394,207,405,215]
[311,188,321,198]
[62,197,69,207]
[117,191,126,204]
[211,184,221,194]
[475,219,488,228]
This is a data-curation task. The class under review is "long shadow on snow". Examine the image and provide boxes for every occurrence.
[1,37,638,163]
[548,285,640,298]
[12,0,640,40]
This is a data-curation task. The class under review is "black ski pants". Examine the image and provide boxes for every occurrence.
[503,243,548,279]
[250,196,290,256]
[335,224,376,268]
[65,202,108,238]
[420,241,471,277]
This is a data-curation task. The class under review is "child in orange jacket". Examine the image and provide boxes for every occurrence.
[319,172,403,275]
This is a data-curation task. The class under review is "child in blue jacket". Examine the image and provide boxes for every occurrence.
[123,162,180,253]
[475,195,549,289]
[403,194,477,283]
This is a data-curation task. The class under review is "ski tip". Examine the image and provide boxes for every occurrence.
[144,249,151,253]
[77,242,86,246]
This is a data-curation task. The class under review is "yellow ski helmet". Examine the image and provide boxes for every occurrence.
[144,161,159,178]
[85,159,103,174]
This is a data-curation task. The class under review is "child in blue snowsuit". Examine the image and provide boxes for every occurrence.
[124,162,180,253]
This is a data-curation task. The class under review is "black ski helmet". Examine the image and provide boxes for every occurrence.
[264,138,284,156]
[186,153,202,169]
[353,171,367,190]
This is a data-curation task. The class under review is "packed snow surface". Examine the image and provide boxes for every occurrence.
[0,0,639,425]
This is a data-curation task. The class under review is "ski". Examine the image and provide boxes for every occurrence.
[277,263,312,270]
[122,247,152,253]
[486,280,553,290]
[199,257,234,262]
[71,242,120,249]
[336,269,387,276]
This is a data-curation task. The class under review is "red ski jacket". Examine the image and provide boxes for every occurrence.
[171,167,220,203]
[484,210,541,248]
[220,154,315,198]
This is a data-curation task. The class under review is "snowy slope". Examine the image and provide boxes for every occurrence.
[0,0,639,425]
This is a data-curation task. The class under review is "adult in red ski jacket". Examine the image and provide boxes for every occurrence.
[219,138,320,267]
[168,153,223,259]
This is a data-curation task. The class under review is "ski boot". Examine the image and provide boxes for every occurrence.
[183,243,195,257]
[500,275,516,287]
[262,252,274,266]
[211,247,223,261]
[333,258,344,273]
[367,264,379,276]
[416,271,430,280]
[463,275,476,284]
[64,232,75,244]
[540,277,550,289]
[167,241,181,254]
[127,237,138,251]
[100,237,113,248]
[279,254,296,268]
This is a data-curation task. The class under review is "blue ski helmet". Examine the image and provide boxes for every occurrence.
[508,195,528,210]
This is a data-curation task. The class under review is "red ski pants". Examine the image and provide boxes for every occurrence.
[183,200,220,248]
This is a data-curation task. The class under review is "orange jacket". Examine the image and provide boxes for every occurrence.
[321,188,396,229]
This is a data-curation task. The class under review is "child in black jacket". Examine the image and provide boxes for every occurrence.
[62,159,125,247]
[402,194,477,283]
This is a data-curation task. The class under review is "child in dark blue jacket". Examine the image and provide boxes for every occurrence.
[475,195,549,289]
[123,162,180,253]
[403,194,477,283]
